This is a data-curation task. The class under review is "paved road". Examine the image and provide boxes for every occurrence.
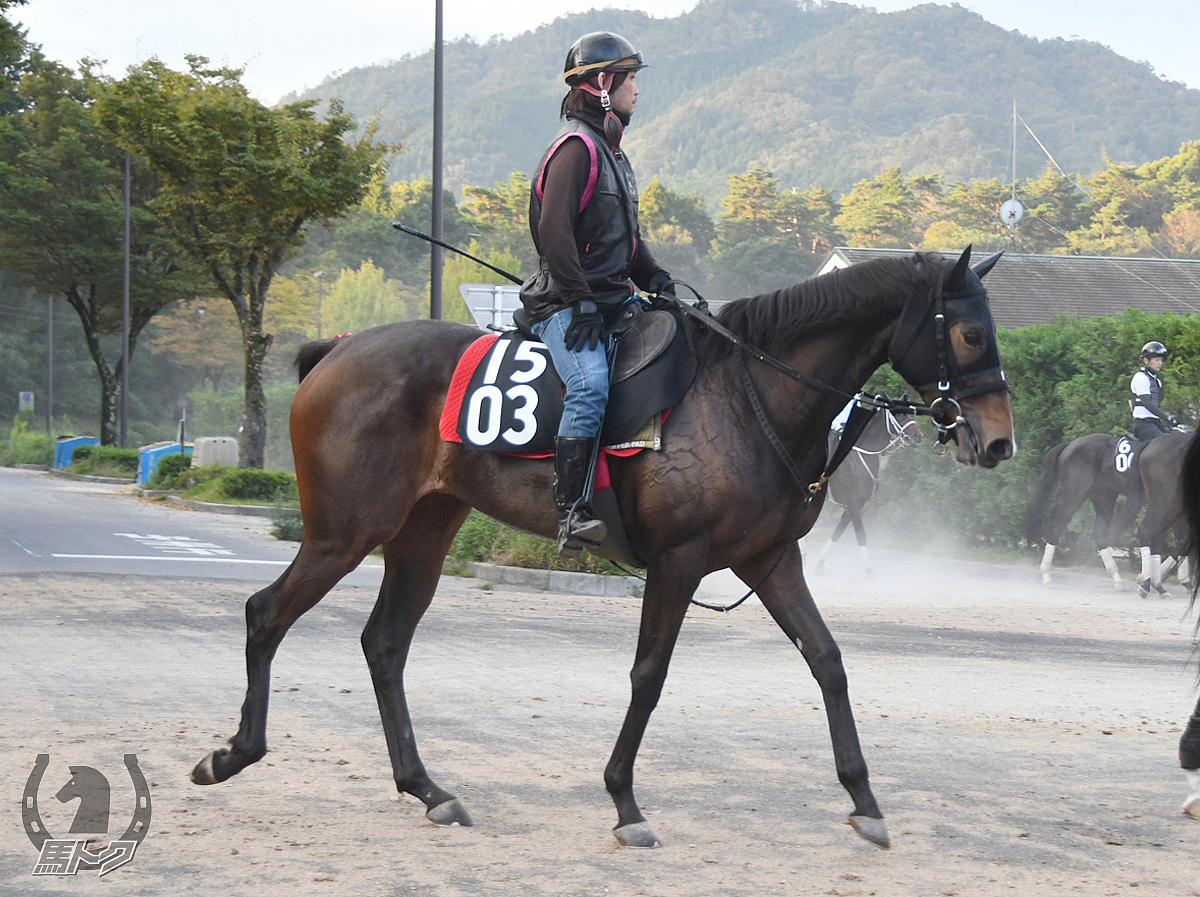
[0,466,382,586]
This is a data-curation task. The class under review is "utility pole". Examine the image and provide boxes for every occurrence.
[121,150,131,447]
[45,294,53,434]
[430,0,444,319]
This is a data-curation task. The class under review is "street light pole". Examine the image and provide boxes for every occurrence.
[313,270,326,340]
[430,0,444,320]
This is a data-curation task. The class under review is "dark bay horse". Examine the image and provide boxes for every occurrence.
[190,248,1015,850]
[812,400,922,575]
[1176,432,1200,816]
[1131,430,1192,596]
[1023,432,1189,589]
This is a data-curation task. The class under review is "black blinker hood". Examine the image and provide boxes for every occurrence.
[888,248,1005,398]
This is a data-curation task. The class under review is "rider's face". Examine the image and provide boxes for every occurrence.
[608,72,638,118]
[1144,355,1165,372]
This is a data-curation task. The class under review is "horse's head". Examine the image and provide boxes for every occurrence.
[888,247,1015,468]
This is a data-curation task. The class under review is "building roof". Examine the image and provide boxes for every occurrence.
[817,248,1200,329]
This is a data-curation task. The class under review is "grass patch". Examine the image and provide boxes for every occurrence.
[448,510,637,575]
[67,445,138,478]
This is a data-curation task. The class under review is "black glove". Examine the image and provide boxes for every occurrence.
[647,269,676,299]
[1169,415,1180,427]
[563,300,604,352]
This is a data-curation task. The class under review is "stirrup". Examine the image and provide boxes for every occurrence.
[556,504,607,557]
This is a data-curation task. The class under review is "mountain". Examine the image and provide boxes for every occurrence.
[284,0,1200,208]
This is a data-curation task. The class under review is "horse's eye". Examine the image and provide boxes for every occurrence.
[964,330,983,348]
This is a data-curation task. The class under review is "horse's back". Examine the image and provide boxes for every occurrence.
[290,320,482,489]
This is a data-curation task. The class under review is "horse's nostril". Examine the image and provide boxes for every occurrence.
[987,438,1014,462]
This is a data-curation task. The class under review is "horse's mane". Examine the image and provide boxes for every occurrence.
[692,252,932,366]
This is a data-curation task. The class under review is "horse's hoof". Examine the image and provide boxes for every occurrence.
[426,797,473,827]
[1137,579,1152,599]
[849,814,890,848]
[1184,794,1200,817]
[613,821,661,848]
[191,752,220,785]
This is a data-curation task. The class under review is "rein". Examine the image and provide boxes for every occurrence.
[662,283,966,439]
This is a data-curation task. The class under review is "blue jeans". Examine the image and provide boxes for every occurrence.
[532,307,610,439]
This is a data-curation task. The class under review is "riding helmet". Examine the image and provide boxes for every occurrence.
[1141,340,1168,358]
[563,32,647,85]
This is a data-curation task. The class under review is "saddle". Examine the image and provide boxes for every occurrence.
[1114,435,1144,476]
[440,303,696,454]
[438,303,696,568]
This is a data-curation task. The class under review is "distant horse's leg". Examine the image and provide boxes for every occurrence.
[1086,495,1124,587]
[603,549,703,848]
[815,511,852,575]
[734,543,889,848]
[1182,696,1200,817]
[192,540,371,784]
[849,512,872,574]
[361,494,473,827]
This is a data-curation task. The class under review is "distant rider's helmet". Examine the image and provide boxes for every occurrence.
[1141,340,1168,359]
[563,32,647,85]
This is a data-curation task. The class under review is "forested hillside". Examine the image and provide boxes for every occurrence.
[287,0,1200,206]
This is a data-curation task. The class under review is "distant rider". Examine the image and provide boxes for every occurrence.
[1130,341,1176,441]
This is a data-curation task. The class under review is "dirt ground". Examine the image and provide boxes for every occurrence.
[2,549,1198,896]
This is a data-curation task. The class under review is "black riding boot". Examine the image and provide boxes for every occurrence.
[553,436,608,557]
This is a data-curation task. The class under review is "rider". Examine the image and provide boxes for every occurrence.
[1130,341,1177,441]
[520,31,674,556]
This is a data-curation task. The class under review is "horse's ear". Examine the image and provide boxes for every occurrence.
[972,250,1003,280]
[944,245,973,292]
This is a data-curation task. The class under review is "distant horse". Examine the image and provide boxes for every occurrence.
[190,248,1014,850]
[812,400,923,575]
[1130,430,1192,596]
[1172,432,1200,816]
[1023,432,1189,589]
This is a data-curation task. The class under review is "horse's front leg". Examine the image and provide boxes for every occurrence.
[604,548,702,848]
[733,542,889,848]
[1183,696,1200,817]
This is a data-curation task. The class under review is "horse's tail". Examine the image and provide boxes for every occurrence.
[295,339,340,383]
[1022,441,1069,545]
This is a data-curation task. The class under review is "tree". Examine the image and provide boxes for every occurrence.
[0,0,31,114]
[834,167,924,249]
[99,56,389,467]
[639,176,716,279]
[0,57,201,442]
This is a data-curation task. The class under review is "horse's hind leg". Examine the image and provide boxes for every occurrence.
[192,540,373,785]
[361,495,473,827]
[734,543,888,848]
[1090,495,1124,587]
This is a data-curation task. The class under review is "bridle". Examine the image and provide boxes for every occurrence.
[662,255,1006,449]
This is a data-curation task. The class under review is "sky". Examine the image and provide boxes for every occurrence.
[11,0,1200,105]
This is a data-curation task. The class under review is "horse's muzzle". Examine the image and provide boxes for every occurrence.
[984,436,1015,466]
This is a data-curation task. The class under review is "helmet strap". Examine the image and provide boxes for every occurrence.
[576,72,625,156]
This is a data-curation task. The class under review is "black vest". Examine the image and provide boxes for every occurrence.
[1134,366,1165,408]
[521,118,641,321]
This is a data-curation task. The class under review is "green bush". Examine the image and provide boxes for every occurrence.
[221,468,298,502]
[1,418,53,466]
[69,444,138,477]
[146,455,229,491]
